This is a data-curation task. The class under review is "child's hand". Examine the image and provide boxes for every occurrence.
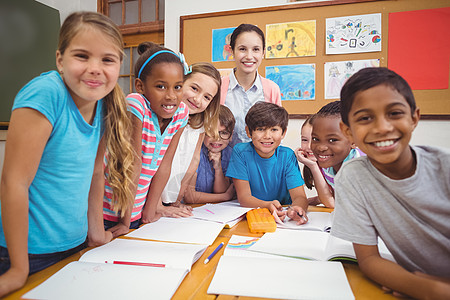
[268,200,286,222]
[208,151,222,170]
[286,205,308,225]
[0,267,28,297]
[107,223,130,239]
[224,183,236,200]
[88,229,113,247]
[295,147,317,168]
[141,211,162,224]
[158,205,193,218]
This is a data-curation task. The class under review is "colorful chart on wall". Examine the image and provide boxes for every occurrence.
[324,59,380,99]
[388,7,450,90]
[326,13,382,54]
[212,27,236,62]
[266,20,316,59]
[265,64,315,100]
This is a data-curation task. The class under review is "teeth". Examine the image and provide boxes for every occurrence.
[374,140,395,147]
[318,155,329,159]
[163,105,175,109]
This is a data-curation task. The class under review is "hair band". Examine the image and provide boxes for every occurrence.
[137,50,179,79]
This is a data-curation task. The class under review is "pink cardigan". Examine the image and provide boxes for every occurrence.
[220,75,282,106]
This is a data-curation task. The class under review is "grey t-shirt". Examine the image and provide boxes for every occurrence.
[331,145,450,277]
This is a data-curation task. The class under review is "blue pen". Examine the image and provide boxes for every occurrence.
[204,242,224,264]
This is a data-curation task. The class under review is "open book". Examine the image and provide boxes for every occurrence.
[249,229,395,262]
[207,255,355,300]
[23,239,207,300]
[190,201,252,228]
[276,211,333,232]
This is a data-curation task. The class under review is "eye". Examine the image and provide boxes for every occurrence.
[389,110,405,118]
[312,137,319,142]
[191,86,198,92]
[156,84,166,89]
[328,138,338,143]
[253,47,261,52]
[301,137,308,142]
[239,47,246,52]
[204,95,212,102]
[256,127,264,131]
[271,127,279,132]
[356,115,372,123]
[75,53,88,59]
[175,85,183,90]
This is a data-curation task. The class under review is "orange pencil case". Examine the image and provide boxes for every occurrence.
[246,208,277,233]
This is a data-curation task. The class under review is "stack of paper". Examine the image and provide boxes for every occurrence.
[190,202,252,228]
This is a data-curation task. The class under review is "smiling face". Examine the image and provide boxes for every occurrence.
[247,126,286,159]
[300,123,316,162]
[135,62,184,124]
[341,84,419,178]
[56,26,121,111]
[204,122,231,153]
[232,31,264,77]
[182,72,218,115]
[311,116,352,172]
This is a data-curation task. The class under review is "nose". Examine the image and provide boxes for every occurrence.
[166,88,177,100]
[263,129,271,139]
[374,116,393,134]
[87,59,101,75]
[316,143,328,152]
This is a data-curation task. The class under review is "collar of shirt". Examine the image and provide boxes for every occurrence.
[229,68,263,93]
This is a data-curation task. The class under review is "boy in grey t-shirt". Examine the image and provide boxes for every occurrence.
[331,67,450,299]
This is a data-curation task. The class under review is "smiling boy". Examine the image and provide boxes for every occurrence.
[226,102,308,224]
[331,67,450,299]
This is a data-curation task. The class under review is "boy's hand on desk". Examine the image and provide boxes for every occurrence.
[0,267,28,297]
[268,200,286,222]
[286,206,308,225]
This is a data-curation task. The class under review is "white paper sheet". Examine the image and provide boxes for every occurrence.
[207,256,355,300]
[125,217,224,245]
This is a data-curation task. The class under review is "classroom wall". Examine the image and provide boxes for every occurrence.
[1,0,449,184]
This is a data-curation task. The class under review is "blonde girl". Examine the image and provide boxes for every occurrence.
[0,11,134,296]
[153,62,221,216]
[102,42,190,229]
[220,23,281,145]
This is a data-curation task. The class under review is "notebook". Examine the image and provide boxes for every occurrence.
[276,211,333,232]
[125,217,224,245]
[249,229,395,262]
[207,255,355,300]
[190,202,252,228]
[23,239,207,300]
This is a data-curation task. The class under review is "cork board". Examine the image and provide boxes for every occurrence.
[180,0,450,119]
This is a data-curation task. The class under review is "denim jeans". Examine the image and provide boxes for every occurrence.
[0,241,86,275]
[103,218,141,230]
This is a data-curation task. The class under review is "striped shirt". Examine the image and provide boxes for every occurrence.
[103,93,189,222]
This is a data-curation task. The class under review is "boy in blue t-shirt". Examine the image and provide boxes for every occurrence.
[227,101,309,224]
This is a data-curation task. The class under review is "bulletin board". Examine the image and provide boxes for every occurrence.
[180,0,450,119]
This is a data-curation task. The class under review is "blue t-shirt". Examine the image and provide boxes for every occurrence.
[0,71,103,254]
[195,144,232,193]
[226,142,304,205]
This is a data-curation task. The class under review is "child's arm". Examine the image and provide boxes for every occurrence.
[184,173,235,204]
[172,132,205,208]
[0,109,52,296]
[295,148,334,208]
[233,178,284,219]
[286,185,308,225]
[87,137,113,246]
[141,127,186,223]
[208,151,231,193]
[354,243,450,300]
[104,113,142,237]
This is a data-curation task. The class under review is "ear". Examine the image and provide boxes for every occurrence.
[55,50,63,73]
[411,107,420,129]
[135,78,144,94]
[339,120,354,145]
[281,129,287,140]
[245,126,251,138]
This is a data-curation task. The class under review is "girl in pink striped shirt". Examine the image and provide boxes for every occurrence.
[100,42,190,237]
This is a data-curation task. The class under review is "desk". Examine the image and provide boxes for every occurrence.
[5,206,395,300]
